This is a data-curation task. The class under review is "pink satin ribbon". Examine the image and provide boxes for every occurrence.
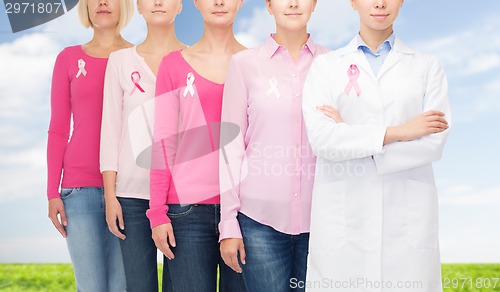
[344,64,361,96]
[130,71,145,95]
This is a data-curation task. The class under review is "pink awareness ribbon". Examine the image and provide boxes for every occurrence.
[344,64,361,96]
[130,71,145,95]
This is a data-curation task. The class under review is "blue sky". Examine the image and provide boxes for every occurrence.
[1,0,499,263]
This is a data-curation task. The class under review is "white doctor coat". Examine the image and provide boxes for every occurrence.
[302,37,451,292]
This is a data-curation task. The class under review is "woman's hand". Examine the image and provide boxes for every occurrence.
[48,198,67,238]
[384,110,449,145]
[105,196,126,240]
[152,223,176,260]
[220,238,246,273]
[317,105,343,123]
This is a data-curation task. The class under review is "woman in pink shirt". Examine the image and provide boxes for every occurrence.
[219,0,330,291]
[46,0,132,290]
[100,0,186,291]
[147,0,247,291]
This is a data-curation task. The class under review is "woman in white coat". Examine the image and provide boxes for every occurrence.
[302,0,451,291]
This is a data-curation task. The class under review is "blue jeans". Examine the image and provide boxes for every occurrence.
[61,187,126,292]
[238,212,310,292]
[164,204,246,292]
[118,197,173,292]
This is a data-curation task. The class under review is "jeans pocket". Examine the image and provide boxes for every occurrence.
[60,188,78,199]
[167,204,194,218]
[406,179,439,250]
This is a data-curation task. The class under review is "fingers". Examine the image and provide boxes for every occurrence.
[59,208,68,228]
[425,115,448,125]
[49,213,67,238]
[48,202,67,238]
[229,253,242,273]
[238,243,246,265]
[423,110,445,117]
[153,225,176,260]
[221,239,245,273]
[107,215,126,240]
[316,105,342,122]
[159,239,175,260]
[166,228,176,249]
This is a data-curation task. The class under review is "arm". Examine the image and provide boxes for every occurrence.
[302,56,387,162]
[147,57,178,260]
[373,57,451,175]
[100,54,125,239]
[219,57,248,273]
[47,49,70,237]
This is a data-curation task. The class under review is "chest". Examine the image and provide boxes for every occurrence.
[330,55,427,126]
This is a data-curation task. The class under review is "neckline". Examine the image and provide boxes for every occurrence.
[177,50,224,86]
[132,45,157,80]
[78,45,109,60]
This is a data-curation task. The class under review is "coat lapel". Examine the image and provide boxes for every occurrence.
[378,37,415,79]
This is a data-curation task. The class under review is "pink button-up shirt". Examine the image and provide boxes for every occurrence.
[219,35,329,240]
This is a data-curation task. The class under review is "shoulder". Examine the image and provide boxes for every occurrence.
[107,46,135,67]
[394,38,443,70]
[109,46,134,60]
[160,50,183,66]
[55,45,81,61]
[228,43,269,70]
[314,44,332,56]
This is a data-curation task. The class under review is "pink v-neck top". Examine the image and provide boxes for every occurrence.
[147,50,223,227]
[47,45,107,200]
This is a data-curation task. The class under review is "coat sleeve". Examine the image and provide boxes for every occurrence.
[302,55,387,162]
[373,56,451,175]
[218,56,248,241]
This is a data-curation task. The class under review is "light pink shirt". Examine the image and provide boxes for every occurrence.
[219,35,330,240]
[100,46,156,200]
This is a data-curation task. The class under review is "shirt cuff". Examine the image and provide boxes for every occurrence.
[47,191,61,200]
[218,219,242,242]
[146,205,171,228]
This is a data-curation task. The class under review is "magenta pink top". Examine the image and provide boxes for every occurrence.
[147,51,223,227]
[47,46,107,200]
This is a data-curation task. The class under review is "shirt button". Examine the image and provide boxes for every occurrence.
[294,143,299,148]
[295,93,300,98]
[294,193,299,198]
[292,74,297,78]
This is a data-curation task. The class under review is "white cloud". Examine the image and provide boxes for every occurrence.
[0,33,58,119]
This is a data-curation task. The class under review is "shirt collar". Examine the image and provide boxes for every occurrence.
[264,33,317,59]
[356,33,395,55]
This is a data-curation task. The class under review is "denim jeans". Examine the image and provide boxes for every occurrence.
[164,204,246,292]
[61,187,126,292]
[118,197,173,292]
[238,212,310,292]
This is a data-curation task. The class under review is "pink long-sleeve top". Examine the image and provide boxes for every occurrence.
[147,50,223,228]
[219,35,329,240]
[100,46,156,200]
[47,45,107,200]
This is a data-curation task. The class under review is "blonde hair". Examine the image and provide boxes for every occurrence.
[77,0,133,33]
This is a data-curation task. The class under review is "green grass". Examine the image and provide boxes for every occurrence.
[0,264,499,291]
